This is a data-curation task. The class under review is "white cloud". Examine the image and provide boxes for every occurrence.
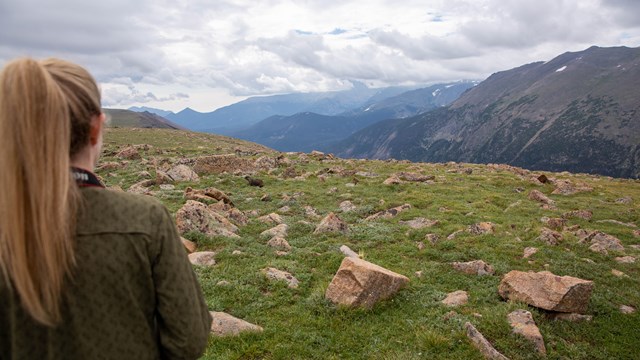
[1,0,638,111]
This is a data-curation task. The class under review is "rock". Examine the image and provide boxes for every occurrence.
[416,241,426,250]
[216,280,230,286]
[232,250,243,255]
[615,256,636,263]
[541,217,567,230]
[528,190,554,205]
[188,251,216,266]
[552,180,593,195]
[261,224,288,238]
[181,237,197,253]
[396,172,435,182]
[116,146,141,160]
[339,245,360,258]
[547,312,593,322]
[226,208,249,226]
[96,161,123,171]
[442,290,469,307]
[175,200,240,238]
[159,184,175,191]
[365,204,411,221]
[193,154,255,175]
[447,229,464,240]
[267,237,291,251]
[615,197,633,204]
[464,322,510,360]
[425,234,440,245]
[304,206,320,218]
[585,231,625,254]
[314,212,349,234]
[620,305,636,314]
[137,171,152,179]
[498,270,594,313]
[562,210,593,220]
[166,164,200,183]
[210,311,263,337]
[262,267,299,288]
[537,227,563,245]
[278,205,291,213]
[596,219,637,228]
[325,257,409,309]
[339,200,357,212]
[400,217,440,229]
[258,213,283,224]
[451,260,495,276]
[611,269,626,277]
[467,222,495,235]
[383,175,403,185]
[184,187,233,205]
[260,194,272,202]
[254,155,278,170]
[523,247,538,259]
[127,180,155,195]
[507,310,546,355]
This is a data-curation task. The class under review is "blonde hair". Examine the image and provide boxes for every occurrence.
[0,58,101,326]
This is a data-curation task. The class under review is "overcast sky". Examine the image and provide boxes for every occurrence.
[1,0,639,112]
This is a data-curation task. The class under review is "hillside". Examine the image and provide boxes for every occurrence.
[331,46,640,178]
[104,109,186,130]
[98,128,640,359]
[233,82,476,152]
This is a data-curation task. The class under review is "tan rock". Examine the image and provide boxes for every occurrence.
[615,256,636,264]
[396,172,435,182]
[528,190,554,205]
[167,164,200,182]
[267,237,291,251]
[552,180,593,195]
[425,234,440,245]
[262,267,299,288]
[442,290,469,307]
[585,231,624,254]
[314,212,349,234]
[184,187,233,205]
[116,146,141,160]
[464,322,510,360]
[365,204,411,221]
[127,179,155,195]
[175,200,239,238]
[188,251,216,266]
[325,257,409,309]
[447,229,464,240]
[507,310,546,355]
[383,175,403,185]
[537,227,563,245]
[452,260,495,276]
[620,305,636,314]
[210,311,263,337]
[181,237,197,253]
[226,208,249,226]
[261,224,288,238]
[611,269,626,277]
[541,217,567,230]
[339,245,360,258]
[258,213,283,224]
[547,312,593,322]
[562,210,593,220]
[467,222,495,235]
[400,217,440,229]
[523,247,538,259]
[498,270,594,314]
[339,200,357,212]
[193,154,255,175]
[616,197,633,204]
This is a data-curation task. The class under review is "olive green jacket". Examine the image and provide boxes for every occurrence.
[0,187,212,359]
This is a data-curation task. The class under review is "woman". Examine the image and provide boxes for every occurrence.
[0,58,212,359]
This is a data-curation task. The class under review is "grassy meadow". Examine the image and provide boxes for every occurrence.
[99,128,640,360]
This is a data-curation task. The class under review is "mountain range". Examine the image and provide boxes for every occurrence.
[330,46,640,178]
[104,109,185,130]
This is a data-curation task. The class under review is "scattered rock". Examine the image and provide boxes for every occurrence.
[416,241,426,250]
[193,154,255,175]
[615,256,636,264]
[184,187,233,205]
[425,234,440,245]
[267,237,291,251]
[528,190,554,205]
[262,267,299,288]
[261,224,288,238]
[188,251,216,266]
[232,250,243,255]
[537,227,563,245]
[304,205,320,218]
[467,222,495,235]
[507,310,546,355]
[260,194,272,202]
[175,200,239,238]
[451,260,495,276]
[442,290,469,307]
[400,217,440,229]
[137,170,152,179]
[167,164,200,182]
[325,257,409,309]
[226,208,249,226]
[523,247,538,259]
[541,217,567,230]
[181,237,197,253]
[116,146,141,160]
[127,180,155,195]
[464,322,510,360]
[383,175,403,185]
[547,312,593,322]
[552,180,593,195]
[96,161,123,171]
[216,280,230,286]
[447,229,464,240]
[258,213,283,224]
[210,311,263,337]
[596,219,637,228]
[365,204,411,221]
[396,172,435,182]
[562,210,593,221]
[611,269,626,277]
[584,231,625,254]
[339,200,357,212]
[159,184,175,191]
[339,245,360,258]
[498,270,594,313]
[620,305,636,314]
[615,197,633,204]
[314,212,349,234]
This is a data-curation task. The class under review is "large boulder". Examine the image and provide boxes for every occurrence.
[498,271,594,314]
[175,200,239,238]
[325,257,409,309]
[210,312,263,337]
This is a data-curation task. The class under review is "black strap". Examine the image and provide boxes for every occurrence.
[71,167,104,188]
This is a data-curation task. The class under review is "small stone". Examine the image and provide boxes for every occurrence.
[314,212,349,234]
[188,251,216,266]
[304,205,321,219]
[528,190,554,205]
[400,217,440,229]
[615,256,636,264]
[159,184,175,191]
[416,241,426,250]
[260,194,272,202]
[443,310,457,321]
[541,217,567,230]
[620,305,636,314]
[616,197,633,204]
[181,237,197,253]
[442,290,469,307]
[537,227,563,245]
[611,269,626,277]
[339,245,360,258]
[262,267,299,288]
[464,322,509,360]
[383,175,403,185]
[275,251,289,256]
[217,280,230,286]
[278,205,291,213]
[507,310,546,355]
[586,231,625,254]
[548,312,593,322]
[232,250,243,255]
[261,224,288,238]
[425,234,440,245]
[467,222,495,235]
[451,260,495,276]
[415,271,423,278]
[116,146,141,160]
[258,213,283,224]
[267,237,291,251]
[562,210,593,220]
[339,200,357,212]
[365,204,412,221]
[633,230,640,238]
[210,311,263,337]
[167,164,200,182]
[523,247,538,259]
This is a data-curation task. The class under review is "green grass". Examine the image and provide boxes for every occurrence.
[99,128,640,360]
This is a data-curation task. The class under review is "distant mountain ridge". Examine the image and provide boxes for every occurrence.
[105,109,186,130]
[330,46,640,178]
[232,81,476,152]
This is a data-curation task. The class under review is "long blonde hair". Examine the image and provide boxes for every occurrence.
[0,58,101,326]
